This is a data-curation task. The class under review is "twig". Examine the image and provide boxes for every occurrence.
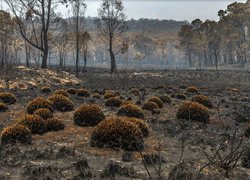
[136,145,153,180]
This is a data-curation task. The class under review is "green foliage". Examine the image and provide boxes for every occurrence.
[27,97,53,114]
[74,104,105,126]
[0,92,16,104]
[34,108,53,120]
[1,124,32,145]
[48,94,74,112]
[16,114,47,134]
[90,116,144,151]
[117,104,144,119]
[105,97,123,107]
[176,101,209,122]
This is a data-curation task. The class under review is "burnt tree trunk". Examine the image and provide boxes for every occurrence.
[110,50,116,74]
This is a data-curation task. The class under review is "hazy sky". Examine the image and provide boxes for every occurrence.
[82,0,246,21]
[1,0,247,22]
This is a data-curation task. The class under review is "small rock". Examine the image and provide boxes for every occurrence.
[122,151,133,162]
[100,160,136,178]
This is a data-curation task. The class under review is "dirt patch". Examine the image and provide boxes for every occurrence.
[0,68,249,179]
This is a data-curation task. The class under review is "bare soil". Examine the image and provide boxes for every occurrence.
[0,67,250,179]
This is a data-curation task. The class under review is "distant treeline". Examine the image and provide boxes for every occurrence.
[178,1,250,70]
[68,17,188,33]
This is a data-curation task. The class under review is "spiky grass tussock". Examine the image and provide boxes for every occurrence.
[41,86,52,93]
[77,88,90,97]
[142,101,159,111]
[104,92,116,99]
[1,124,32,145]
[148,96,164,108]
[158,95,172,104]
[45,118,65,132]
[92,93,101,99]
[90,116,144,151]
[186,86,199,93]
[34,108,53,120]
[0,92,16,104]
[27,97,53,114]
[16,114,47,134]
[176,101,209,122]
[176,93,187,100]
[0,102,8,112]
[129,88,140,96]
[125,117,149,137]
[67,88,77,95]
[105,97,123,107]
[191,94,212,108]
[48,94,74,112]
[117,104,144,119]
[74,104,105,126]
[53,89,69,97]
